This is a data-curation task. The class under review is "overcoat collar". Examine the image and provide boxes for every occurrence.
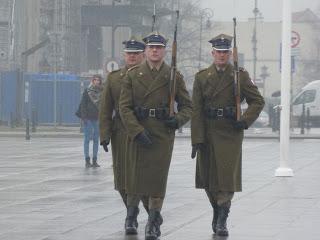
[136,61,170,98]
[206,63,234,98]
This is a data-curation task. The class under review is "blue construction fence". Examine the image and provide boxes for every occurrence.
[0,71,90,125]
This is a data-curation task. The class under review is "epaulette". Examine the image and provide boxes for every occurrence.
[239,67,247,72]
[111,68,121,73]
[195,68,208,77]
[108,68,121,76]
[127,65,139,72]
[198,68,208,74]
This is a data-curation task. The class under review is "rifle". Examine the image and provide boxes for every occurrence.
[169,10,179,117]
[233,18,241,121]
[151,3,156,31]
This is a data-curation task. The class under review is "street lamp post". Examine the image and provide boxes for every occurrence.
[111,0,121,65]
[251,0,263,82]
[260,65,269,97]
[198,8,213,70]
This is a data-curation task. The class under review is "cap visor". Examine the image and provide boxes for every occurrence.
[124,49,144,52]
[212,47,231,51]
[146,43,166,47]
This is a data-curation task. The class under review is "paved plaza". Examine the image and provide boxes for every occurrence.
[0,136,320,240]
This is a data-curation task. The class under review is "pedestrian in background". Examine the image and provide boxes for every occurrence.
[76,74,103,168]
[191,34,265,236]
[99,36,149,235]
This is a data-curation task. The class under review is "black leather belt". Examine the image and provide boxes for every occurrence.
[134,106,169,120]
[205,106,235,119]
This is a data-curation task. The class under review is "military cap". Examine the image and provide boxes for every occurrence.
[209,34,233,50]
[122,36,145,52]
[142,31,167,47]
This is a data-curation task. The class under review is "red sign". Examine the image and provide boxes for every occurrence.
[291,31,300,48]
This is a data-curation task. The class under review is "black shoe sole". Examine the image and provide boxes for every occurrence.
[125,228,137,235]
[217,230,229,236]
[145,236,158,240]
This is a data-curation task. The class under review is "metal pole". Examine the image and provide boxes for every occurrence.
[252,0,258,82]
[54,33,57,127]
[275,0,293,177]
[9,0,16,70]
[198,14,203,70]
[111,0,115,60]
[300,103,305,135]
[26,117,30,140]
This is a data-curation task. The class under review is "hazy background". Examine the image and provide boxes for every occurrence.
[1,0,319,129]
[201,0,320,21]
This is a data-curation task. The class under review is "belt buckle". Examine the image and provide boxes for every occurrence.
[216,108,224,117]
[149,108,156,117]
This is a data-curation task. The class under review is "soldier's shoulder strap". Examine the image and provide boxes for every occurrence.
[195,67,209,78]
[198,68,208,74]
[108,68,121,76]
[127,65,139,73]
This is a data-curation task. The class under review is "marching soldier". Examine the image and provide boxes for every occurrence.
[99,36,148,235]
[191,34,265,236]
[119,32,192,240]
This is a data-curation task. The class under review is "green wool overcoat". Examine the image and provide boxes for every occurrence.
[191,63,265,192]
[119,61,192,198]
[99,67,128,191]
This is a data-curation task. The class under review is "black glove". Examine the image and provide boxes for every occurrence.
[135,130,152,146]
[164,116,179,129]
[191,143,204,159]
[232,120,248,130]
[100,137,110,152]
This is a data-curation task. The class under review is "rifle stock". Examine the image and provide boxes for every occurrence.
[169,10,179,117]
[233,18,241,121]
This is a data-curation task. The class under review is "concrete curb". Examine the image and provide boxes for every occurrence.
[1,132,320,139]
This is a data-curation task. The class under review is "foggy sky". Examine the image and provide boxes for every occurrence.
[200,0,320,22]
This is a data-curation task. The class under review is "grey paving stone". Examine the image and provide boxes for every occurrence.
[0,138,320,240]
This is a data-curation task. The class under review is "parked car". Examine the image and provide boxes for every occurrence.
[292,80,320,127]
[252,110,269,127]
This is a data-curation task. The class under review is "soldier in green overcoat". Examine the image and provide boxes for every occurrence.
[191,34,265,236]
[119,32,192,240]
[99,36,148,235]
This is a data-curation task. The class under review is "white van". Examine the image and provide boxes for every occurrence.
[292,80,320,126]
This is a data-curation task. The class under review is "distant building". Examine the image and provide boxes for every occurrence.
[200,8,320,99]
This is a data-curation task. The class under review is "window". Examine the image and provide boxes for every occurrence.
[293,89,316,105]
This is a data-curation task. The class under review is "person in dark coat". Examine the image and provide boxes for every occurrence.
[191,34,265,236]
[119,32,192,240]
[76,74,103,168]
[99,36,148,235]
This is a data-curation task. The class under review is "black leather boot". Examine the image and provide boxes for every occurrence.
[145,209,163,240]
[125,206,139,235]
[143,204,149,214]
[216,204,230,236]
[212,201,219,233]
[92,157,100,167]
[140,195,149,214]
[85,157,92,168]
